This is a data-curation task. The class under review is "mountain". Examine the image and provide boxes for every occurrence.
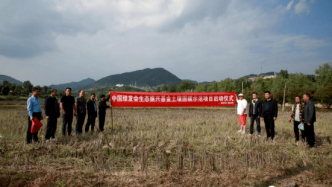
[49,78,95,91]
[240,72,277,79]
[91,68,182,88]
[0,74,23,85]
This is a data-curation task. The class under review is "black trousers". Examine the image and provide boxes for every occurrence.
[75,113,86,135]
[62,114,73,136]
[304,123,315,147]
[250,115,261,135]
[99,114,106,132]
[45,117,57,140]
[85,116,96,132]
[27,112,41,144]
[294,121,305,141]
[264,116,275,140]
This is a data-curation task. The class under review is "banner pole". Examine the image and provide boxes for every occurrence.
[110,92,114,132]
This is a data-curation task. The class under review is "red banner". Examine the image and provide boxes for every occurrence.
[110,92,236,107]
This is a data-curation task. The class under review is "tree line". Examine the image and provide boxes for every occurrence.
[1,62,331,108]
[0,80,65,99]
[155,63,332,108]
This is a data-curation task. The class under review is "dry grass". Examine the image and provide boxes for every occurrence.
[0,106,331,187]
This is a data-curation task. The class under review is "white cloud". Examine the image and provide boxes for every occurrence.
[295,0,311,14]
[0,0,329,85]
[286,0,294,10]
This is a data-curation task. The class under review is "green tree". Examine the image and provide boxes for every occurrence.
[13,85,23,96]
[167,84,177,93]
[219,78,235,92]
[252,78,273,92]
[234,78,252,93]
[206,81,219,92]
[177,80,196,92]
[271,76,287,93]
[23,81,33,95]
[156,87,161,92]
[1,86,10,95]
[315,62,332,88]
[162,85,168,92]
[315,85,332,108]
[278,69,289,78]
[285,73,314,91]
[272,90,285,105]
[195,84,207,92]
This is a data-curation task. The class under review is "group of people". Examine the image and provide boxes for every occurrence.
[26,87,317,148]
[236,91,316,148]
[26,87,110,144]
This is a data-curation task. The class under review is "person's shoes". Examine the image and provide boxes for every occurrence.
[51,138,57,141]
[237,130,242,133]
[249,134,252,136]
[242,131,245,134]
[257,134,261,137]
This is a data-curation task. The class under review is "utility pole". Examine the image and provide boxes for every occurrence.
[242,81,244,93]
[282,83,286,111]
[261,66,262,75]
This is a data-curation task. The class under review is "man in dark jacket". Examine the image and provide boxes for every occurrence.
[302,93,316,148]
[60,87,75,136]
[85,93,97,133]
[44,89,60,141]
[98,94,110,132]
[75,90,86,134]
[249,92,262,136]
[261,91,278,140]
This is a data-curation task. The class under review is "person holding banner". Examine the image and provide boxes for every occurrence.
[98,94,110,132]
[27,87,43,144]
[44,89,60,141]
[288,95,305,142]
[85,93,97,133]
[261,91,278,140]
[75,90,86,134]
[236,93,248,134]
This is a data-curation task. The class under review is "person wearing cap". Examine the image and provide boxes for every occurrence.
[60,87,75,136]
[261,91,278,140]
[236,93,248,134]
[27,87,44,144]
[288,95,305,142]
[249,92,262,136]
[75,90,86,134]
[85,93,97,133]
[98,94,110,132]
[44,89,60,141]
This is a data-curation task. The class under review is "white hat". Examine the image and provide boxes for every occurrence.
[238,93,244,97]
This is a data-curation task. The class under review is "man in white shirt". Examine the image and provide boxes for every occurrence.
[288,95,305,142]
[236,93,248,134]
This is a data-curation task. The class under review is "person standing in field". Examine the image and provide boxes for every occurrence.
[85,93,97,133]
[302,93,316,148]
[60,87,75,136]
[44,89,60,141]
[27,87,43,144]
[288,95,305,142]
[249,92,262,136]
[236,93,248,134]
[98,94,110,132]
[75,90,86,135]
[261,91,278,140]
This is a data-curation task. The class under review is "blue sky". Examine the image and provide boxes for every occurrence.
[0,0,331,86]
